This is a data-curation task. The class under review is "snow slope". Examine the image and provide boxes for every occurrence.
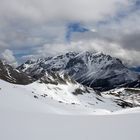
[0,79,123,114]
[0,78,140,113]
[102,88,140,107]
[1,80,140,140]
[1,110,140,140]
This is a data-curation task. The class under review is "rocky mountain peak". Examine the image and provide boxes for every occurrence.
[17,51,140,91]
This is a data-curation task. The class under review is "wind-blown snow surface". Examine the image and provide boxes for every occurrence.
[1,79,140,140]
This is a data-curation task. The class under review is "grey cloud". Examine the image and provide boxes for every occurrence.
[120,33,140,51]
[1,49,18,67]
[0,0,140,67]
[0,0,127,22]
[0,0,128,51]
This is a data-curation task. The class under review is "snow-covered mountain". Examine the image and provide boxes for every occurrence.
[1,59,140,140]
[0,74,138,114]
[0,59,139,112]
[0,60,33,84]
[1,57,140,111]
[102,88,140,107]
[18,51,140,91]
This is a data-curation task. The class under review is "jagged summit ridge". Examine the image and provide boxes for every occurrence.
[18,51,140,90]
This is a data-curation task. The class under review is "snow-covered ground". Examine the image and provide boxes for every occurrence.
[0,110,140,140]
[0,79,140,114]
[0,79,140,140]
[0,79,125,114]
[102,88,140,106]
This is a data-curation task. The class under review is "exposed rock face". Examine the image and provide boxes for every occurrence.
[18,51,140,91]
[39,71,77,85]
[0,60,33,85]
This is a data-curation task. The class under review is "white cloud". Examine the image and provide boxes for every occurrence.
[27,40,140,67]
[1,49,18,67]
[0,0,128,22]
[0,0,139,67]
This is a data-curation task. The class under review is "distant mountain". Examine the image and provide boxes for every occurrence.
[1,58,140,111]
[18,51,140,91]
[0,60,33,85]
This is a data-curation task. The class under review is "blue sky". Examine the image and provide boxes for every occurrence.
[66,23,89,42]
[0,0,140,67]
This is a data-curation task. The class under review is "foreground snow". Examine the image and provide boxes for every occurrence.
[0,109,140,140]
[1,79,140,140]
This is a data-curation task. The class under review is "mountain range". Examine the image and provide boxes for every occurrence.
[0,51,140,111]
[18,51,140,91]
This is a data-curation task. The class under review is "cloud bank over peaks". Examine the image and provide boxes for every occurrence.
[0,0,139,67]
